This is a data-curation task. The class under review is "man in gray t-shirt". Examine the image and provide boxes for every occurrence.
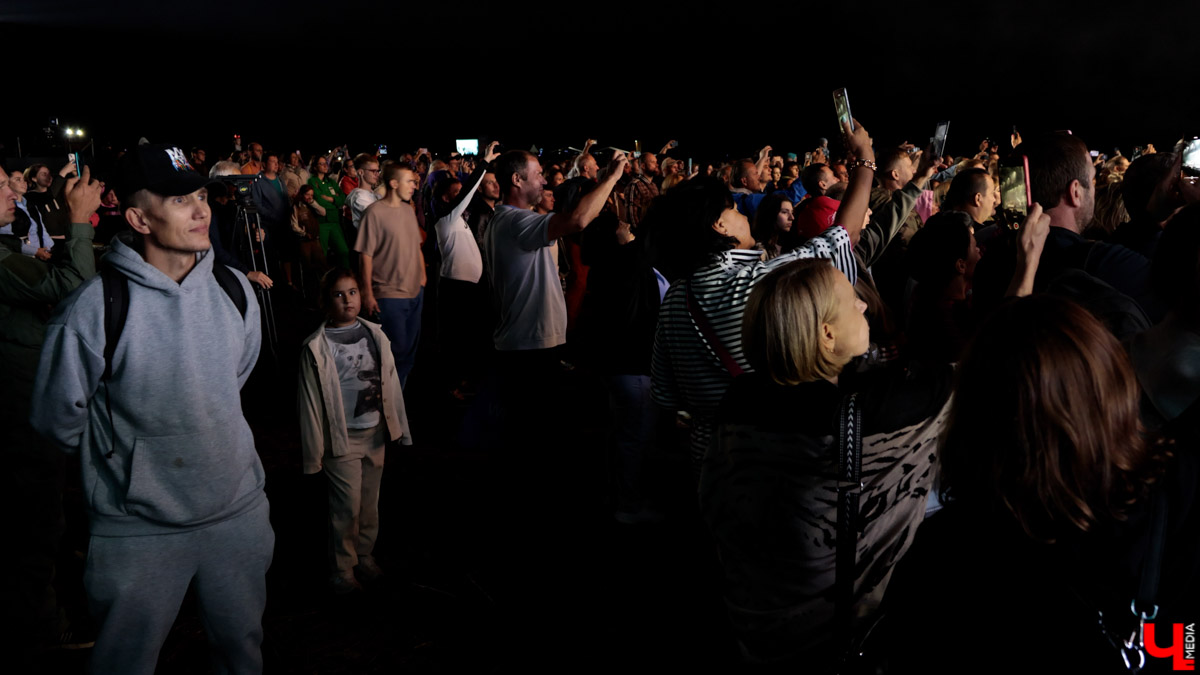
[483,150,627,353]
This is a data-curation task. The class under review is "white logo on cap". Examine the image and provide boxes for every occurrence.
[165,147,193,172]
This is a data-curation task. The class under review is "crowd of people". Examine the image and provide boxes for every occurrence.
[1,118,1198,674]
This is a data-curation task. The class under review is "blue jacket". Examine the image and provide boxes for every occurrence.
[731,180,807,222]
[250,173,290,227]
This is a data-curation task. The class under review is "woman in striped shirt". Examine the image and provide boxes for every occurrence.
[648,120,875,468]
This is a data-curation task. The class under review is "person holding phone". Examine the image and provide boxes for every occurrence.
[23,160,75,237]
[649,119,872,469]
[972,132,1166,325]
[1,164,103,659]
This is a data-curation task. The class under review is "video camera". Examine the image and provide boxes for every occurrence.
[218,174,260,213]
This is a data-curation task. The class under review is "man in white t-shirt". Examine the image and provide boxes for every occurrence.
[347,153,381,231]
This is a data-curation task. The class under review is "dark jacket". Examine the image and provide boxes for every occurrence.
[0,222,96,429]
[577,218,661,375]
[974,226,1164,323]
[24,176,70,236]
[250,173,290,229]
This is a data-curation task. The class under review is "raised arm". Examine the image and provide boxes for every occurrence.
[833,119,875,245]
[1007,203,1050,297]
[857,142,939,266]
[0,167,101,306]
[546,151,628,242]
[448,141,499,219]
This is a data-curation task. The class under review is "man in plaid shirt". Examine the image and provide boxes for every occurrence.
[624,152,659,226]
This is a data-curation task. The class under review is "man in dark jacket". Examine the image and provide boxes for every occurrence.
[250,152,291,279]
[0,164,103,661]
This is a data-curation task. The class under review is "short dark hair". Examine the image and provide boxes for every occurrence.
[906,211,973,286]
[800,163,830,196]
[353,153,377,171]
[319,267,359,313]
[1021,133,1092,209]
[643,176,737,281]
[496,150,535,195]
[1122,152,1179,221]
[944,168,993,211]
[730,160,756,189]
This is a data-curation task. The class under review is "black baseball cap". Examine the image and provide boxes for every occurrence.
[113,143,209,204]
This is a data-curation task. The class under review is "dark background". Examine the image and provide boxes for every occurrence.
[3,1,1199,168]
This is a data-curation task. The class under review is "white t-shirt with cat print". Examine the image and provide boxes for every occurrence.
[324,321,383,429]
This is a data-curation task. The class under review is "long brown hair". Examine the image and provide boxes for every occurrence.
[940,295,1156,542]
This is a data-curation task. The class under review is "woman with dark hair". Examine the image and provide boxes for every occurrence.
[882,295,1200,673]
[904,210,980,364]
[701,257,953,669]
[291,183,328,298]
[338,160,359,196]
[751,193,794,259]
[648,120,872,468]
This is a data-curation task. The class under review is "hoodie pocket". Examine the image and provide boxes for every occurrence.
[124,429,247,525]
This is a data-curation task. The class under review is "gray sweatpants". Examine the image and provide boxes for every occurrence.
[83,498,274,675]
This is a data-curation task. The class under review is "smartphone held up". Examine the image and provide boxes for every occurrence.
[998,155,1033,229]
[832,88,854,134]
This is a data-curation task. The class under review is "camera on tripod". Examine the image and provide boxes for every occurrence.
[220,174,260,213]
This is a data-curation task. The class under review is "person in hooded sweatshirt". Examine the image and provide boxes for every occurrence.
[30,143,272,675]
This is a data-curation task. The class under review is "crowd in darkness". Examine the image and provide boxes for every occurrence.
[1,112,1199,674]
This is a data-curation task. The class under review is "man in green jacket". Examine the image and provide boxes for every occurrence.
[0,163,103,661]
[308,155,349,268]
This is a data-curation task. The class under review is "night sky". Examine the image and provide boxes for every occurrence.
[4,1,1198,168]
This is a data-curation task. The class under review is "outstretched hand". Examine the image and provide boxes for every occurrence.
[1018,202,1050,255]
[1007,202,1050,297]
[915,142,939,180]
[65,165,103,224]
[484,141,500,163]
[606,151,628,178]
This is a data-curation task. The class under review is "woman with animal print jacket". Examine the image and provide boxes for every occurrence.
[699,258,953,669]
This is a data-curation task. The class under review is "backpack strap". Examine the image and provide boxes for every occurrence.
[100,265,129,382]
[834,392,863,652]
[211,263,248,319]
[102,263,247,382]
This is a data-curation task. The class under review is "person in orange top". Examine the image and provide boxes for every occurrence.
[240,142,264,175]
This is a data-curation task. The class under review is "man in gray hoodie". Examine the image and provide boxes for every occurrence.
[31,144,273,675]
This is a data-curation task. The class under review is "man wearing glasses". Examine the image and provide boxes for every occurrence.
[347,154,382,231]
